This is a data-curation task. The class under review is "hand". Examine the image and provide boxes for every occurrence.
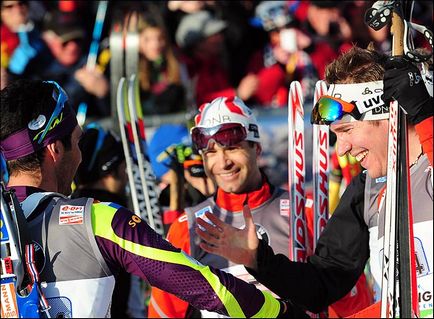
[74,67,109,98]
[236,74,259,101]
[184,169,215,197]
[195,205,259,269]
[383,56,433,124]
[277,299,310,318]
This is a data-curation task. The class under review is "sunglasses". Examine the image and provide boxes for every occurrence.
[191,123,247,151]
[84,123,107,172]
[310,95,362,125]
[36,81,68,144]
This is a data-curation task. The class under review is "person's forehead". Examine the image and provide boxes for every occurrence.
[330,121,356,133]
[2,1,23,5]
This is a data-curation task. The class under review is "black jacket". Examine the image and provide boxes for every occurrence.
[247,172,369,313]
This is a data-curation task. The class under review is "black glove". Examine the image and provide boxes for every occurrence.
[277,299,310,318]
[383,56,433,124]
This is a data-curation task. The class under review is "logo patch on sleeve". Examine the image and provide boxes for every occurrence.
[280,199,290,216]
[59,205,84,225]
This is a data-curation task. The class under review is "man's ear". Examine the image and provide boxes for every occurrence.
[255,143,262,157]
[45,140,64,162]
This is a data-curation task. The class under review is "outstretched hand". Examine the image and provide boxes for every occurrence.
[195,205,259,270]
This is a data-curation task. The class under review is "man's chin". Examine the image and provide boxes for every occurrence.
[367,169,384,179]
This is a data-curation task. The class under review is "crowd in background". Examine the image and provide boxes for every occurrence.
[2,0,432,120]
[1,0,433,218]
[2,1,432,318]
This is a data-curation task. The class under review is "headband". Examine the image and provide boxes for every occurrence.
[327,81,389,122]
[0,82,78,161]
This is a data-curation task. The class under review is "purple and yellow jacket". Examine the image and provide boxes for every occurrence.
[14,186,281,318]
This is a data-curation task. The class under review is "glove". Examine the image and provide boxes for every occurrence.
[277,299,310,318]
[8,31,37,75]
[383,56,433,125]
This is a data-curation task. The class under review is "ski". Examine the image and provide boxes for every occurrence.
[1,187,25,318]
[125,11,139,80]
[109,20,124,120]
[312,80,329,249]
[365,1,419,317]
[127,74,164,235]
[287,81,308,263]
[394,2,419,317]
[1,184,50,317]
[116,77,141,215]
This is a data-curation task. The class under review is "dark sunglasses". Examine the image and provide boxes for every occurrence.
[191,123,247,151]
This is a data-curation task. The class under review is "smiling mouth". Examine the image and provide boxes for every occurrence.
[219,171,237,177]
[355,150,369,162]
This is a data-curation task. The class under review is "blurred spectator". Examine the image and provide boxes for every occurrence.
[287,0,352,78]
[40,11,110,118]
[163,0,208,45]
[1,0,48,76]
[175,10,259,105]
[245,1,318,108]
[137,12,191,115]
[72,124,131,318]
[148,124,215,232]
[341,1,391,53]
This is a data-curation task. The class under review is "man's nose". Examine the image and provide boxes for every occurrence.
[336,140,351,157]
[216,150,231,169]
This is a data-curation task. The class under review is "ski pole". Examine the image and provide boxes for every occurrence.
[86,1,108,70]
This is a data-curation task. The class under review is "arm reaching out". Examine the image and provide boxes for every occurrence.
[196,205,260,270]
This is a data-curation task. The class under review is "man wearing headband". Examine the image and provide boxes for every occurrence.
[194,46,433,317]
[0,79,292,318]
[148,96,371,318]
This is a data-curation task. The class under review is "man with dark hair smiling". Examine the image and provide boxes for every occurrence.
[195,47,433,317]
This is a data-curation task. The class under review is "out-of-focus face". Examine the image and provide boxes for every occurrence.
[331,120,388,178]
[139,27,166,61]
[57,125,83,195]
[1,1,28,31]
[201,141,262,194]
[194,32,224,58]
[48,35,83,67]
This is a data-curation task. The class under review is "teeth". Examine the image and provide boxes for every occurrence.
[355,151,368,162]
[220,172,235,177]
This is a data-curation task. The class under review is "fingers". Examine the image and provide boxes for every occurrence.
[196,224,219,244]
[243,205,255,229]
[203,211,225,229]
[199,241,219,254]
[386,56,417,71]
[196,218,221,240]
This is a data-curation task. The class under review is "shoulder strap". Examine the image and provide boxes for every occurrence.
[21,191,66,219]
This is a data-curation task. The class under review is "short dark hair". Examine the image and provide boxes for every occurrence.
[325,44,388,84]
[1,79,72,175]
